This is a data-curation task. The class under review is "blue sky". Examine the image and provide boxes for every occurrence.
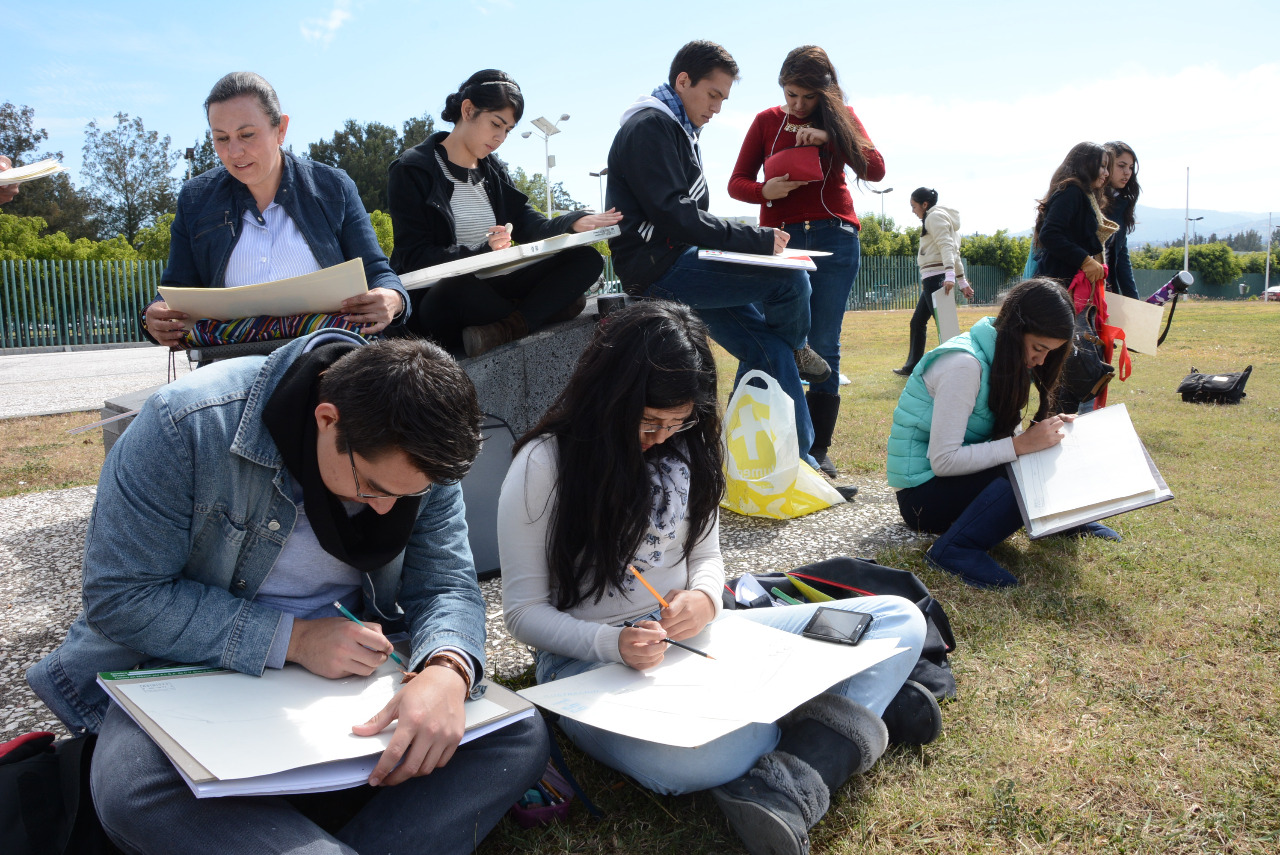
[9,1,1278,236]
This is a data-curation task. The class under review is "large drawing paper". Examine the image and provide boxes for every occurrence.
[0,158,65,185]
[1105,294,1165,355]
[158,258,367,321]
[697,250,818,271]
[518,615,908,747]
[399,226,620,290]
[932,285,960,343]
[99,664,532,797]
[1008,403,1173,538]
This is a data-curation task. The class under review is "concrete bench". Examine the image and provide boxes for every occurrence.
[101,297,605,576]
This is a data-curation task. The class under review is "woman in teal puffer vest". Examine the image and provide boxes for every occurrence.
[886,278,1116,588]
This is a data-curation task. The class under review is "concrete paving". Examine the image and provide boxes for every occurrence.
[0,345,193,419]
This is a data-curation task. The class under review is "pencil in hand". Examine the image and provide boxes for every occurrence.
[622,620,716,660]
[627,564,670,609]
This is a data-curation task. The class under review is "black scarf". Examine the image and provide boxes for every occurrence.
[261,341,421,572]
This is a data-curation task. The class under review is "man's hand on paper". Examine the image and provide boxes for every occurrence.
[144,300,191,349]
[619,620,667,670]
[355,665,467,787]
[771,228,792,254]
[1013,414,1076,456]
[287,616,391,678]
[659,589,716,642]
[341,287,402,335]
[0,155,18,204]
[572,208,623,232]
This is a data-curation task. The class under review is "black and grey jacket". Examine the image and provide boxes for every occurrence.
[605,97,773,293]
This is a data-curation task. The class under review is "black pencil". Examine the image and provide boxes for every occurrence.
[622,620,716,660]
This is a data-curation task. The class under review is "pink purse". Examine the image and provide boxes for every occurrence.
[763,145,823,183]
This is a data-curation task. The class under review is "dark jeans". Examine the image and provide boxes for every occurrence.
[407,245,602,351]
[904,273,947,369]
[896,466,1009,534]
[91,702,549,855]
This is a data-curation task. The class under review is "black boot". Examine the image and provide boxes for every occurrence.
[711,694,888,855]
[461,311,528,357]
[882,680,943,746]
[805,391,841,479]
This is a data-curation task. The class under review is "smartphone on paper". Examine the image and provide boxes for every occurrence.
[800,607,872,646]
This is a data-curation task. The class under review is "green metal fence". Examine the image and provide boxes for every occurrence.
[1,259,161,349]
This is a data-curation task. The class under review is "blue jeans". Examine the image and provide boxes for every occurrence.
[644,247,816,462]
[91,702,549,855]
[785,219,861,396]
[534,595,924,796]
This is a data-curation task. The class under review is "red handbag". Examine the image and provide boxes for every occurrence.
[763,145,823,183]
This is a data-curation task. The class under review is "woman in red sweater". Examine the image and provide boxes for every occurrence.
[729,45,883,481]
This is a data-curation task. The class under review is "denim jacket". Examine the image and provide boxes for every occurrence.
[27,331,485,734]
[160,152,409,322]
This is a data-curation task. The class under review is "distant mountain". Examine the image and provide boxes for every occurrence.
[1012,206,1275,248]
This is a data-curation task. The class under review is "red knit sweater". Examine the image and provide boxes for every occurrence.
[728,105,884,230]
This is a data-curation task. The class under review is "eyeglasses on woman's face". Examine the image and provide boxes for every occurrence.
[639,418,699,435]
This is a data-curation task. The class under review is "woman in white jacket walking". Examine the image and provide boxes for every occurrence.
[894,188,974,375]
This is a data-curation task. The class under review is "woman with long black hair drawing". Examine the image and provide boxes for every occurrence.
[728,45,884,481]
[500,301,936,855]
[893,187,974,375]
[888,279,1120,590]
[388,69,620,356]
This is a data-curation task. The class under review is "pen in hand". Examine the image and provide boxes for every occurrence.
[622,620,716,660]
[332,601,408,671]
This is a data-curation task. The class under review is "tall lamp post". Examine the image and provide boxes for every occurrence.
[589,167,608,212]
[521,113,570,214]
[869,186,894,227]
[1266,212,1273,295]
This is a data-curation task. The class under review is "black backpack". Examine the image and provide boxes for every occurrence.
[0,733,121,855]
[1177,365,1252,405]
[1060,304,1115,405]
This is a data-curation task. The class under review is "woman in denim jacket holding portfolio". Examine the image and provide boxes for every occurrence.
[144,72,409,348]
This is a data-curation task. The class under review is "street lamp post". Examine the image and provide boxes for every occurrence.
[1183,167,1192,272]
[869,186,894,227]
[589,167,609,212]
[1266,212,1273,295]
[521,113,570,214]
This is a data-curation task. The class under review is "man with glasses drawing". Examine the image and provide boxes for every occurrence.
[28,329,547,855]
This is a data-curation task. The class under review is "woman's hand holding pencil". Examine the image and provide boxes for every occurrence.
[618,619,668,670]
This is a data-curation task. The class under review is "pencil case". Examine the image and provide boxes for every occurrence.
[509,761,574,828]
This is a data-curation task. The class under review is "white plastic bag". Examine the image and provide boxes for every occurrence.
[721,370,845,519]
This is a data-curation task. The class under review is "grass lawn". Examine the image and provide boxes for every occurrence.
[484,302,1279,855]
[2,302,1277,853]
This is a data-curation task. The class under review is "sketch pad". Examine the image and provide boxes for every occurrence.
[517,615,908,747]
[399,225,620,290]
[98,664,533,798]
[1007,403,1173,539]
[158,258,368,321]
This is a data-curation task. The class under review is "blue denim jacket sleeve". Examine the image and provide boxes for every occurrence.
[329,167,410,322]
[80,390,287,677]
[396,481,486,677]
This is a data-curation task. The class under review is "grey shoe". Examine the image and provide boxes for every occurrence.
[882,680,943,746]
[794,346,831,384]
[711,751,827,855]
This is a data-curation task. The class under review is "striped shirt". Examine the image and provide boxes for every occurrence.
[435,150,496,248]
[224,201,320,288]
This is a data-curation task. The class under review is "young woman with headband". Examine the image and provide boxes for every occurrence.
[729,45,884,481]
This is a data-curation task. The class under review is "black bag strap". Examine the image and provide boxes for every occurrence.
[544,719,603,819]
[1157,288,1180,346]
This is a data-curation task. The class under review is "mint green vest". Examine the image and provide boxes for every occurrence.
[886,317,999,489]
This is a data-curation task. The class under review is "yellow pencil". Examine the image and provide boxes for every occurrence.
[627,564,670,609]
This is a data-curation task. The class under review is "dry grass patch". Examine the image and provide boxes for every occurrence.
[0,410,105,497]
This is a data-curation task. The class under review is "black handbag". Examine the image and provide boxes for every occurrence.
[723,556,958,700]
[1060,304,1114,404]
[1177,365,1252,404]
[0,733,121,855]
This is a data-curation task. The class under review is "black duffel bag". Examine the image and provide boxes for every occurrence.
[724,556,957,700]
[1176,365,1252,404]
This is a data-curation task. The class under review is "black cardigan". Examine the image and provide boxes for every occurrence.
[387,131,588,275]
[1036,184,1103,283]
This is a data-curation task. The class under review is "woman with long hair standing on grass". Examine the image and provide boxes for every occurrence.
[1103,141,1141,299]
[728,45,884,482]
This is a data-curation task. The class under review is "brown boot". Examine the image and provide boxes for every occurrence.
[462,312,528,357]
[545,294,587,326]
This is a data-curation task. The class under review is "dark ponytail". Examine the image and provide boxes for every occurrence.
[911,187,939,234]
[441,69,524,124]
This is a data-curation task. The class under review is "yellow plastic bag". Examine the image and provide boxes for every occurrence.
[721,370,846,519]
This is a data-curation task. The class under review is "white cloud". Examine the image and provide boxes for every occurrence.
[301,1,353,47]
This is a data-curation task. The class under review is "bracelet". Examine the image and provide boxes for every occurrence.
[424,653,471,690]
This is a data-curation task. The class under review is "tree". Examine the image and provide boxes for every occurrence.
[0,101,98,241]
[80,112,180,243]
[369,210,393,256]
[308,120,401,213]
[185,130,220,178]
[1152,242,1241,286]
[133,213,173,261]
[960,230,1031,280]
[400,113,435,151]
[509,166,585,214]
[857,214,917,256]
[0,212,137,261]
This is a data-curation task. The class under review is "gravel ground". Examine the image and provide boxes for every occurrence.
[0,480,919,739]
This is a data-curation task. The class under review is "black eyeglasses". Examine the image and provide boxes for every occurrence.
[347,446,433,500]
[639,418,699,435]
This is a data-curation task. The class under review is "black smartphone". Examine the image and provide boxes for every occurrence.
[801,607,872,646]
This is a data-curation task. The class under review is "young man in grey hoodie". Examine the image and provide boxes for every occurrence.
[605,39,829,466]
